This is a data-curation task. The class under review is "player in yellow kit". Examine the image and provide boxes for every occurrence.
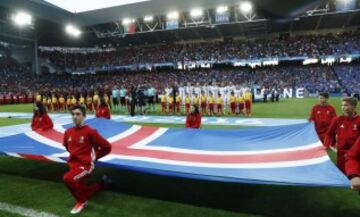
[193,93,199,107]
[70,96,77,107]
[244,89,252,116]
[229,92,236,115]
[46,97,52,112]
[160,92,167,113]
[79,95,85,107]
[237,94,245,115]
[51,94,58,112]
[185,93,191,114]
[41,96,48,111]
[216,93,224,115]
[59,95,65,111]
[93,92,100,109]
[66,96,72,111]
[168,94,174,114]
[200,92,207,114]
[208,92,215,115]
[104,93,110,108]
[175,94,181,114]
[35,93,42,102]
[86,95,93,112]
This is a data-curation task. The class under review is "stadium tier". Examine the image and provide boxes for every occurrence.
[38,31,360,70]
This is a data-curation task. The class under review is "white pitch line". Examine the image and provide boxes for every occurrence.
[0,202,61,217]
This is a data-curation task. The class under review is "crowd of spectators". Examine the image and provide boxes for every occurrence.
[0,62,346,101]
[38,31,360,72]
[334,65,360,95]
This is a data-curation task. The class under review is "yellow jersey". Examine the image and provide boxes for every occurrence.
[79,97,85,104]
[237,96,244,103]
[71,97,77,105]
[52,97,58,104]
[208,96,214,104]
[185,96,191,104]
[36,94,42,102]
[161,95,167,103]
[104,94,110,104]
[193,96,199,105]
[216,97,223,104]
[93,94,99,103]
[86,97,92,104]
[201,96,207,103]
[244,92,252,101]
[175,95,181,103]
[59,97,65,104]
[230,96,236,103]
[168,96,174,104]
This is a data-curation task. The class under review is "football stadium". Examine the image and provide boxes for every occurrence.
[0,0,360,216]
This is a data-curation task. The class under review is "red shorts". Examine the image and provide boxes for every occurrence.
[245,100,251,109]
[238,103,245,110]
[201,102,206,108]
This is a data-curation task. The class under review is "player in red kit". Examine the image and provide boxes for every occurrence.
[63,105,112,214]
[345,138,360,190]
[31,101,53,131]
[309,92,337,143]
[325,97,360,173]
[95,98,111,119]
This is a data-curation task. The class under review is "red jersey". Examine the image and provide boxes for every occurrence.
[345,138,360,178]
[324,113,360,151]
[309,104,336,141]
[185,113,202,129]
[63,125,111,168]
[96,107,111,119]
[31,114,53,131]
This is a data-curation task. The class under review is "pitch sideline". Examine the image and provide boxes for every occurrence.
[0,202,61,217]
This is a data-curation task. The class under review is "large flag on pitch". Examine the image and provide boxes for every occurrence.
[0,118,350,187]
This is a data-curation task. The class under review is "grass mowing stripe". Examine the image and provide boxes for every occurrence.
[0,202,61,217]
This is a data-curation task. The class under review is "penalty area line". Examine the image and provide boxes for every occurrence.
[0,202,61,217]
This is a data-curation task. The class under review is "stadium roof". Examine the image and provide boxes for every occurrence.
[0,0,359,47]
[41,0,151,13]
[1,0,322,26]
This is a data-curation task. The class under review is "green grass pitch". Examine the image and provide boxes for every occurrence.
[0,97,360,217]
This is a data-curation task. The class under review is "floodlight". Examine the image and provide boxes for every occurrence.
[144,15,153,22]
[190,8,203,18]
[65,24,82,38]
[11,11,32,27]
[239,1,253,14]
[216,5,228,14]
[167,11,179,20]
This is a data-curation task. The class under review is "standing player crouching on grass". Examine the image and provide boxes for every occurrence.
[324,97,360,174]
[309,92,337,144]
[63,105,112,214]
